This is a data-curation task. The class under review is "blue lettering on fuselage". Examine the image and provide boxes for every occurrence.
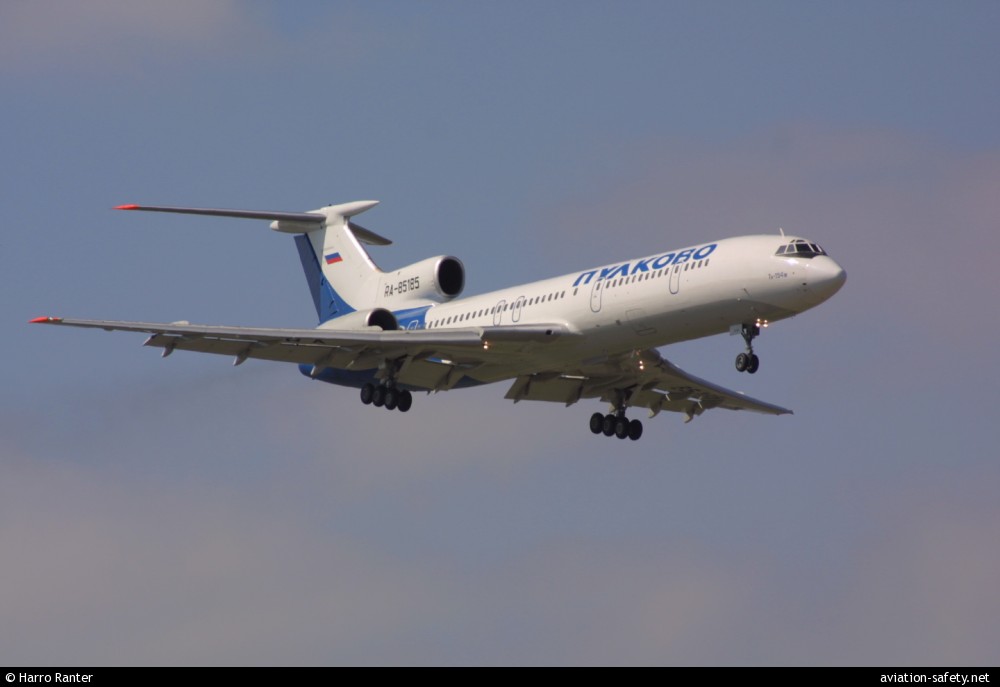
[572,243,717,286]
[651,253,676,270]
[673,248,695,264]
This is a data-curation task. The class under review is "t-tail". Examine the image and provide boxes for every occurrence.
[285,200,390,323]
[115,201,465,329]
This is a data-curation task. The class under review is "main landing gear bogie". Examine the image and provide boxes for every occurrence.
[589,411,643,441]
[360,382,412,412]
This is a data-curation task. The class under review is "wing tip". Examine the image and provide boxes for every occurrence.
[30,316,63,324]
[115,204,139,210]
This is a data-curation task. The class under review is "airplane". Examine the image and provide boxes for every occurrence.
[31,200,846,441]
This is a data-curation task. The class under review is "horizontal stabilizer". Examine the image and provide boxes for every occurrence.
[115,204,325,224]
[115,202,392,245]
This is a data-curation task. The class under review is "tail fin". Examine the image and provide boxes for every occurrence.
[282,201,390,323]
[115,200,392,325]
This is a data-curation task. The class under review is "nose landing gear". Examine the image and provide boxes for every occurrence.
[735,323,761,374]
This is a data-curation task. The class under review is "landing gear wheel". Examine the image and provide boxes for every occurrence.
[602,414,616,437]
[735,323,761,373]
[360,383,375,405]
[614,417,630,440]
[396,390,413,413]
[735,352,749,372]
[371,385,386,407]
[589,412,604,434]
[384,387,399,410]
[628,419,643,441]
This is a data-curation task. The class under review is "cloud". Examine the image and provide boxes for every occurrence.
[750,468,1000,665]
[0,0,257,75]
[9,421,995,666]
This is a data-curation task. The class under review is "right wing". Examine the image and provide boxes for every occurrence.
[29,316,572,391]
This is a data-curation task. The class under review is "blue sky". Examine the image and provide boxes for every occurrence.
[2,1,998,665]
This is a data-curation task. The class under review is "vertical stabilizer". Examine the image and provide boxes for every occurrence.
[279,201,385,324]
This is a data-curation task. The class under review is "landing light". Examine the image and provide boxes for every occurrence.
[756,318,769,328]
[483,341,489,350]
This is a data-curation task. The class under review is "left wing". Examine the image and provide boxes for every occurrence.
[29,316,571,391]
[503,347,791,420]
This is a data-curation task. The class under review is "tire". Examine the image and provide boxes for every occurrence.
[360,383,375,405]
[589,412,604,434]
[746,354,760,374]
[735,352,749,372]
[384,388,398,410]
[614,417,629,439]
[397,390,413,413]
[372,385,386,407]
[602,414,616,437]
[628,419,643,441]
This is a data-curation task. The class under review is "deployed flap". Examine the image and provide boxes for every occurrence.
[500,347,791,418]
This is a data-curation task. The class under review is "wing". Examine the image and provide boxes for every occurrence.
[502,347,791,420]
[30,317,787,418]
[29,316,572,391]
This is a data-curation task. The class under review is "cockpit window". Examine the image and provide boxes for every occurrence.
[775,239,827,258]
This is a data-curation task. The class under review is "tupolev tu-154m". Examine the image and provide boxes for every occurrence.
[32,200,846,441]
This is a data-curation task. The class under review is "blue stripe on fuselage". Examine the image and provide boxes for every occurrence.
[298,363,484,390]
[393,304,431,330]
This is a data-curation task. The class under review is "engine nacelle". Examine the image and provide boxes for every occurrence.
[318,307,398,331]
[380,255,465,303]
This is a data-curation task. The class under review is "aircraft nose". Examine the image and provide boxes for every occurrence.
[807,257,847,301]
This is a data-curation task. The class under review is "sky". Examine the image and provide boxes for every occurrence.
[2,0,999,666]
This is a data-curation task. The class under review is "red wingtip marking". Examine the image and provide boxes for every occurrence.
[30,316,61,324]
[115,204,139,210]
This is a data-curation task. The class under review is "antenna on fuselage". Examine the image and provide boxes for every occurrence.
[778,227,785,236]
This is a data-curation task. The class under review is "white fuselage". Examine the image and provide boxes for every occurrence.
[407,235,846,382]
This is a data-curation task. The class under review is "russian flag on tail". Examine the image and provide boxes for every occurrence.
[324,252,343,265]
